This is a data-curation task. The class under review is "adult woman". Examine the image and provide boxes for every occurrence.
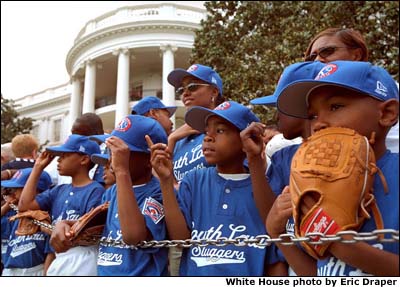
[166,64,224,276]
[304,27,368,62]
[304,27,398,153]
[167,64,225,184]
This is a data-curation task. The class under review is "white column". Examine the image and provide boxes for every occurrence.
[113,48,130,126]
[82,59,96,113]
[69,75,82,128]
[160,44,177,124]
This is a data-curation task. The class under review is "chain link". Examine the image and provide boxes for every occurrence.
[8,203,54,231]
[7,201,399,249]
[98,229,399,249]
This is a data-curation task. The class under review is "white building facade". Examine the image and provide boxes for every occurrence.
[15,2,206,146]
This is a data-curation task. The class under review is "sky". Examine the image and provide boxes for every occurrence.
[1,1,205,100]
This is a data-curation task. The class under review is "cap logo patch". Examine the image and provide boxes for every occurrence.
[211,76,217,84]
[315,64,337,80]
[115,117,132,132]
[142,197,164,224]
[79,145,86,153]
[375,81,388,97]
[187,65,198,72]
[215,101,231,111]
[12,170,23,180]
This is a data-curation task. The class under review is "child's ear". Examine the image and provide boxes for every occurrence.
[81,155,91,166]
[147,109,158,120]
[379,99,399,127]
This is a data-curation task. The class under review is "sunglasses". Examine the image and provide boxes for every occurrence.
[175,83,211,97]
[305,46,350,61]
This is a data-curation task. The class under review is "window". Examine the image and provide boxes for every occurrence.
[53,119,62,142]
[130,84,143,101]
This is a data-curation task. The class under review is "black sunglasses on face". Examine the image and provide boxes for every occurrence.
[305,46,350,61]
[175,83,211,97]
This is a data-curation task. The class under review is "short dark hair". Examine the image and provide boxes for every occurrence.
[71,113,104,136]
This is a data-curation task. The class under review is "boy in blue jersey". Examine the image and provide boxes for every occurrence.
[251,61,326,276]
[1,168,53,276]
[268,61,399,276]
[131,96,177,135]
[147,101,285,276]
[167,64,225,184]
[18,134,105,276]
[51,115,169,276]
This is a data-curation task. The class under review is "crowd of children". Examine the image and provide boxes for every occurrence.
[1,27,398,277]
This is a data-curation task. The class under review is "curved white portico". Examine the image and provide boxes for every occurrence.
[66,2,206,130]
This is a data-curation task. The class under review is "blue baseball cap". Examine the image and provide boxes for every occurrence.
[168,64,223,96]
[277,61,400,118]
[46,134,100,156]
[91,153,109,166]
[90,115,167,153]
[131,96,177,117]
[1,168,52,192]
[250,61,325,106]
[185,101,260,133]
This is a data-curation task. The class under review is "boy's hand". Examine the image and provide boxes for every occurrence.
[105,136,130,174]
[50,220,75,253]
[34,151,55,170]
[145,135,173,181]
[4,194,18,205]
[240,122,266,158]
[266,186,293,238]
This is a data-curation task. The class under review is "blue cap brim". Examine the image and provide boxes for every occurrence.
[46,146,80,156]
[167,69,193,88]
[91,153,109,166]
[250,95,277,105]
[185,106,237,133]
[277,80,373,118]
[165,106,177,116]
[1,180,24,189]
[89,134,110,144]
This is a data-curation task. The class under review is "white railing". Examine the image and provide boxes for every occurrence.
[75,3,206,42]
[14,84,70,108]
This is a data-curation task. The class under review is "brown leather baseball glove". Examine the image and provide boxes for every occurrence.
[9,210,52,236]
[290,127,386,259]
[69,202,109,246]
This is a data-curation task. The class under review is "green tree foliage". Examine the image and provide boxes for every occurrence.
[190,1,399,123]
[1,95,34,144]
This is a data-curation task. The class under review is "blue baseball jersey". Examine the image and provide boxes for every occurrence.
[3,219,51,269]
[97,177,168,276]
[1,209,16,264]
[267,144,300,237]
[173,134,211,182]
[267,144,300,197]
[317,151,399,276]
[35,181,105,223]
[177,167,280,276]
